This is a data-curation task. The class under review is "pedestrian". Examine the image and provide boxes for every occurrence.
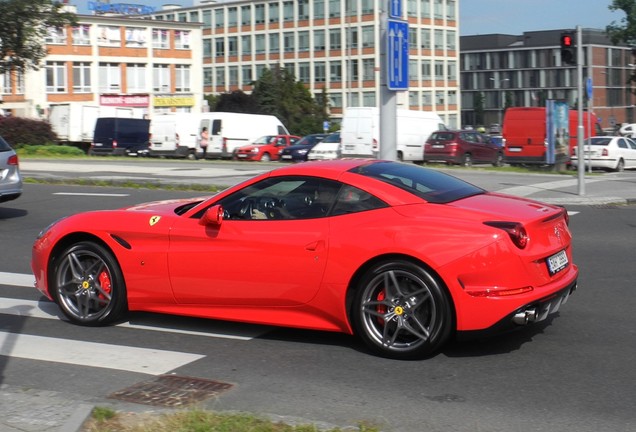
[199,126,209,159]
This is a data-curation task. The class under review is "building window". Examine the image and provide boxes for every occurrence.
[203,39,212,57]
[330,60,342,82]
[2,72,11,94]
[283,1,294,21]
[46,63,68,92]
[126,64,146,93]
[350,28,358,49]
[242,65,253,85]
[315,0,325,19]
[434,0,443,19]
[314,30,325,51]
[215,9,224,28]
[363,92,376,107]
[421,60,431,80]
[348,59,359,81]
[409,91,418,106]
[241,35,251,55]
[434,29,443,50]
[409,59,418,80]
[268,3,279,22]
[434,60,444,80]
[98,26,121,46]
[125,27,147,47]
[228,7,238,27]
[153,64,171,92]
[329,29,341,50]
[228,36,238,56]
[447,0,456,20]
[421,0,431,18]
[241,5,251,25]
[298,31,310,51]
[299,62,310,83]
[315,61,326,82]
[215,38,225,57]
[46,27,66,44]
[175,30,190,49]
[175,65,191,92]
[362,26,374,48]
[361,0,374,14]
[329,93,342,109]
[152,29,169,49]
[202,10,212,28]
[407,0,418,17]
[72,25,91,45]
[255,34,265,54]
[421,29,431,50]
[269,33,280,53]
[98,63,121,92]
[446,30,456,51]
[189,11,200,22]
[72,62,91,93]
[204,67,212,86]
[298,0,309,19]
[362,59,375,80]
[216,68,225,87]
[329,0,340,17]
[229,66,239,85]
[255,4,265,23]
[284,32,295,52]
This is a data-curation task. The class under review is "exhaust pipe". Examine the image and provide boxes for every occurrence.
[512,307,538,325]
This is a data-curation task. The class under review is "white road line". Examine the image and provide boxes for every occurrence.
[0,272,34,288]
[0,331,204,375]
[53,192,130,197]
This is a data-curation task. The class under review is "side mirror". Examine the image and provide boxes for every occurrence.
[199,204,224,226]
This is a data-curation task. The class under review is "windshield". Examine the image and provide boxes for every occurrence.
[350,161,485,204]
[585,137,611,146]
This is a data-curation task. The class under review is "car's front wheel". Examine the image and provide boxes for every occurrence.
[351,260,453,359]
[461,153,473,167]
[52,241,128,326]
[261,153,271,162]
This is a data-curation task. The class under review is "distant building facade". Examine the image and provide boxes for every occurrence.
[0,8,203,119]
[150,0,461,128]
[460,29,636,131]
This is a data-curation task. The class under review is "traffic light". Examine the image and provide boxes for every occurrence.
[560,32,576,65]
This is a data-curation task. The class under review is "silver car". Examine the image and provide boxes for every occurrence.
[0,135,22,203]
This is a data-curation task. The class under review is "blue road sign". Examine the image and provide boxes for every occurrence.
[389,0,403,18]
[387,19,409,91]
[586,77,593,99]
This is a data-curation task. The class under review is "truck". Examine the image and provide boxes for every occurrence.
[48,103,144,153]
[197,112,290,159]
[339,107,446,162]
[502,106,603,165]
[149,113,202,159]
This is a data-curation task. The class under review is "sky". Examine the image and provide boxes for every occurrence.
[72,0,623,36]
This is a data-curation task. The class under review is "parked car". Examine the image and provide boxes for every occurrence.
[0,135,22,203]
[234,134,301,161]
[278,133,328,162]
[571,136,636,172]
[424,130,504,167]
[307,131,341,160]
[31,159,577,359]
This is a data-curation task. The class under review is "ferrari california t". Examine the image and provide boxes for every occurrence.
[32,160,577,359]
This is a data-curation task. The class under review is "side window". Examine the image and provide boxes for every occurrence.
[332,184,388,216]
[211,119,222,135]
[627,138,636,150]
[214,176,342,220]
[617,139,628,149]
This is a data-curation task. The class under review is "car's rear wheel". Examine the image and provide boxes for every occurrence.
[351,260,453,359]
[615,158,625,172]
[261,153,271,162]
[52,241,127,326]
[462,153,473,167]
[493,152,504,167]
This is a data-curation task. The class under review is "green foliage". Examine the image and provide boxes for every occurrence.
[0,0,77,74]
[213,90,261,113]
[606,0,636,45]
[17,144,84,156]
[0,116,58,147]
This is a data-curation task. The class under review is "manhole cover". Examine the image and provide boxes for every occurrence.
[109,374,234,407]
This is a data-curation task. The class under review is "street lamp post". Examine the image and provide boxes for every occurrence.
[490,77,510,129]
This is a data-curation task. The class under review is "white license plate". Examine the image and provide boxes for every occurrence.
[282,155,292,159]
[432,144,445,149]
[547,250,569,275]
[237,154,247,158]
[508,147,522,152]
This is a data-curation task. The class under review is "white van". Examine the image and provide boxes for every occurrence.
[307,131,341,161]
[149,113,202,159]
[340,107,446,162]
[198,112,289,159]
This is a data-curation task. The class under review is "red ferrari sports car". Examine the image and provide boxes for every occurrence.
[32,160,578,359]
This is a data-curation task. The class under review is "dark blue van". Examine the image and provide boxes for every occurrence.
[90,118,150,156]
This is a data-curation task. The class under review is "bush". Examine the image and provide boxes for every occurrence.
[0,116,58,147]
[17,144,85,156]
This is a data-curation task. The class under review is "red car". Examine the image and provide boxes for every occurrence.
[234,134,301,161]
[31,160,577,359]
[424,130,504,167]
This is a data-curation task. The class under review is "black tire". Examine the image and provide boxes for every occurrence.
[461,153,473,167]
[351,260,453,359]
[615,158,625,172]
[492,152,504,167]
[261,153,271,162]
[51,241,128,326]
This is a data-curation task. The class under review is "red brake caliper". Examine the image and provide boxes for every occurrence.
[98,271,112,300]
[376,290,386,325]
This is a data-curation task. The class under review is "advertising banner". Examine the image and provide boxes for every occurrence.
[545,100,569,165]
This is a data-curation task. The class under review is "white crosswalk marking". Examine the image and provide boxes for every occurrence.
[0,272,34,288]
[0,331,204,375]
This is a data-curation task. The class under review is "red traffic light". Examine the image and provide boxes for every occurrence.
[561,34,573,47]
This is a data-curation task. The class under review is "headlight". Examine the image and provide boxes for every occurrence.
[251,148,259,154]
[36,217,66,239]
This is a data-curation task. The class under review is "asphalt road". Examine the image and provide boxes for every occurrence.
[1,180,635,432]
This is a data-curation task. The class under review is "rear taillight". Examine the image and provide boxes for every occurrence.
[484,221,529,249]
[372,138,378,151]
[113,139,118,148]
[602,148,608,156]
[8,154,19,166]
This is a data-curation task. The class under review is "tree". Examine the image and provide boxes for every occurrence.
[0,0,77,74]
[213,90,260,113]
[606,1,636,91]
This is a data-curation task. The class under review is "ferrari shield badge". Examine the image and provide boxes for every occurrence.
[149,216,161,226]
